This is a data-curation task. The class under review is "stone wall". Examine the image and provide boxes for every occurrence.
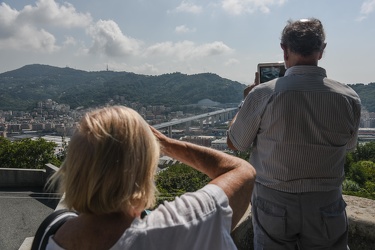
[0,168,45,187]
[231,195,375,250]
[15,165,375,249]
[0,164,59,188]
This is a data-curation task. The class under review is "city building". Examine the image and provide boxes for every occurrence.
[211,137,229,151]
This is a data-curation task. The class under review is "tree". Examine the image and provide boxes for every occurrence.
[0,137,60,169]
[342,179,361,192]
[351,161,375,182]
[347,161,368,186]
[0,137,13,167]
[344,142,375,199]
[351,142,375,163]
[155,163,211,206]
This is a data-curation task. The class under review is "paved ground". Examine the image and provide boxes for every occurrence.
[0,187,60,250]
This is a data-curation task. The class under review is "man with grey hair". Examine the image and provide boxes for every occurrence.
[227,18,361,249]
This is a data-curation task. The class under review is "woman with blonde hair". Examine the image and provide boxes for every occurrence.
[46,106,255,250]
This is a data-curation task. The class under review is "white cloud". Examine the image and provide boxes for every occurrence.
[145,41,233,60]
[0,3,21,39]
[87,20,142,57]
[225,58,240,66]
[63,36,77,46]
[0,3,18,28]
[132,63,160,75]
[0,0,91,52]
[361,0,375,14]
[174,2,202,14]
[0,2,57,52]
[0,6,58,52]
[20,0,92,28]
[221,0,287,15]
[175,25,196,34]
[357,0,375,21]
[199,41,234,56]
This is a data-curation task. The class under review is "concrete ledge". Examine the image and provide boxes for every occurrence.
[345,195,375,249]
[19,237,33,250]
[21,194,375,249]
[231,195,375,250]
[0,168,45,187]
[0,164,60,188]
[45,163,59,179]
[231,205,253,250]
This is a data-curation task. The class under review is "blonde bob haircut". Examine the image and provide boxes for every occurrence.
[51,106,160,215]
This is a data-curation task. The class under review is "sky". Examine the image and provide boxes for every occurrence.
[0,0,374,85]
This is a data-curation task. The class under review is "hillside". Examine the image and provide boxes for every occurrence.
[0,64,245,110]
[349,83,375,113]
[0,64,374,112]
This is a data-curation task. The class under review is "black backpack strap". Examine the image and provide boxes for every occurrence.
[141,209,151,219]
[31,209,78,250]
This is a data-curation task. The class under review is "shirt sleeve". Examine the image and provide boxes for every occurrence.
[145,184,232,229]
[346,100,362,151]
[46,236,65,250]
[228,88,268,151]
[118,184,236,250]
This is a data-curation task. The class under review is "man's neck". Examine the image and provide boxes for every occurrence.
[285,51,321,68]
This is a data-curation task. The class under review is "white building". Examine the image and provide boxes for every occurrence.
[38,135,71,155]
[211,137,228,151]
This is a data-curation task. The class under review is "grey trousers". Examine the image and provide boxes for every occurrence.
[251,183,348,250]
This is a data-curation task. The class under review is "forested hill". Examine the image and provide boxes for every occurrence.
[349,83,375,113]
[0,64,245,110]
[0,64,374,112]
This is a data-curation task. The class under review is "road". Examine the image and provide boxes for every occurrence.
[153,108,237,129]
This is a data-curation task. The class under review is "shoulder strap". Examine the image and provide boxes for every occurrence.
[31,209,78,250]
[141,209,151,219]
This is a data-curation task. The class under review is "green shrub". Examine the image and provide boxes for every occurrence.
[155,163,211,206]
[343,179,361,192]
[0,137,60,169]
[364,181,375,193]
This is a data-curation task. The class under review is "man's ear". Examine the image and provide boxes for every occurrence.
[280,43,288,60]
[318,43,327,60]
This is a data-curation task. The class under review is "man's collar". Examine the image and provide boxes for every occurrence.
[284,65,327,77]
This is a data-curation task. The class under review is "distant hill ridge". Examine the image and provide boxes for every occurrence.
[1,64,88,78]
[0,64,374,112]
[0,64,245,110]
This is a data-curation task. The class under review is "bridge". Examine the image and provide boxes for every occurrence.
[153,107,237,137]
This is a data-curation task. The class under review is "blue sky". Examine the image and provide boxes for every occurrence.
[0,0,374,85]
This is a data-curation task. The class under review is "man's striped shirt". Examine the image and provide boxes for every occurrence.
[228,65,361,193]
